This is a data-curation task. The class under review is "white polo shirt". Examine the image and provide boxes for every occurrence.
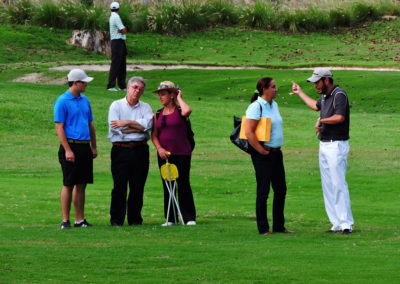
[109,12,126,40]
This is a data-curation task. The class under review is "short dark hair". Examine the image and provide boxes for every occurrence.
[321,77,334,84]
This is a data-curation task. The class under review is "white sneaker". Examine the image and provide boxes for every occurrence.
[161,221,176,227]
[186,221,196,226]
[107,88,118,91]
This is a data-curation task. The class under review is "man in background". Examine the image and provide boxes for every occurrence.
[54,69,97,229]
[107,1,127,92]
[292,68,354,235]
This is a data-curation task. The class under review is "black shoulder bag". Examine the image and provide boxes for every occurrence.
[229,102,262,155]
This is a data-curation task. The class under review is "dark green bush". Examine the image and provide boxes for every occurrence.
[32,0,65,28]
[83,5,108,30]
[201,0,239,25]
[296,7,331,32]
[129,3,150,33]
[329,9,351,27]
[118,2,135,32]
[147,1,182,34]
[0,6,6,24]
[2,0,400,34]
[375,1,400,16]
[352,3,380,24]
[240,0,277,29]
[280,10,299,32]
[31,0,107,30]
[61,0,88,29]
[6,0,34,25]
[180,1,207,31]
[80,0,93,8]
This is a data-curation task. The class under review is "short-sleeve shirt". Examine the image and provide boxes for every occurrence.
[246,96,283,148]
[109,12,126,40]
[316,85,350,141]
[54,90,93,140]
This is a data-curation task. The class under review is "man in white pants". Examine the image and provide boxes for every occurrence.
[292,68,354,235]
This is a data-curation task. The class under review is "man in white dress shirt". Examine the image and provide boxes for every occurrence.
[108,76,153,226]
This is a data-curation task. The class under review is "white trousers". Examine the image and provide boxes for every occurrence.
[319,140,354,231]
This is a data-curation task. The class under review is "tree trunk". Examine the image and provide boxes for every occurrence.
[67,30,111,58]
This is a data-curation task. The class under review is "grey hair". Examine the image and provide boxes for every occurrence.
[128,76,146,88]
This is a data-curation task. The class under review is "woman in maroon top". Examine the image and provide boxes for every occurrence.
[151,81,196,226]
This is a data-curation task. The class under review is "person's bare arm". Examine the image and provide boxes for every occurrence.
[110,120,145,133]
[292,81,318,111]
[245,119,269,155]
[89,121,97,158]
[176,90,192,117]
[151,113,170,160]
[55,123,75,162]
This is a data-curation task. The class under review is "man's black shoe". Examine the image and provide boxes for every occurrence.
[61,220,71,229]
[111,222,122,226]
[342,229,352,235]
[74,219,92,227]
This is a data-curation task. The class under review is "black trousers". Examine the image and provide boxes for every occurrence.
[107,39,127,90]
[110,145,149,225]
[157,155,196,224]
[251,150,287,234]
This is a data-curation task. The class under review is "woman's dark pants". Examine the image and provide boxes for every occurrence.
[251,150,287,234]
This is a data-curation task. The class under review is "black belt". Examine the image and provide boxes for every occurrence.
[263,146,281,152]
[113,141,147,148]
[67,139,90,144]
[320,139,344,142]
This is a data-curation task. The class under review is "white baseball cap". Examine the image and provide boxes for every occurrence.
[110,2,120,10]
[307,68,333,82]
[67,69,93,83]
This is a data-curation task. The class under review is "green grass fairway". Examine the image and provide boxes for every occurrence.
[2,19,400,68]
[0,68,399,283]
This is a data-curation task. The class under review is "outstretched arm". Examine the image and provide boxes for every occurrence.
[292,81,319,111]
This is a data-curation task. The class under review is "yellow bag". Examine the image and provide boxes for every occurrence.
[239,116,271,142]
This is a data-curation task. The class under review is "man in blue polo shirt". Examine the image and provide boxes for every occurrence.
[292,68,354,235]
[107,1,127,92]
[54,69,98,229]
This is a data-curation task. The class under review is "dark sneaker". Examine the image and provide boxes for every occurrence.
[342,229,352,235]
[74,219,92,228]
[61,220,71,229]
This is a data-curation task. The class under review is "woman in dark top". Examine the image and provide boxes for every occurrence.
[151,81,196,226]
